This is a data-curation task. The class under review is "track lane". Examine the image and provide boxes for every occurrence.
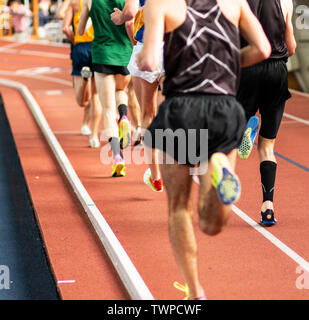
[0,85,130,300]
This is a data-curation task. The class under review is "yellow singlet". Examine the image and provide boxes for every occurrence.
[73,0,94,43]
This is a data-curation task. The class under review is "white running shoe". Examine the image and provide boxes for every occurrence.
[89,136,100,148]
[81,124,92,136]
[81,66,92,80]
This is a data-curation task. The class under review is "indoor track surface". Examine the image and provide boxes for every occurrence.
[0,39,309,300]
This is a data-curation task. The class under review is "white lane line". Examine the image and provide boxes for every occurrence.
[282,89,309,126]
[0,47,69,59]
[54,131,81,134]
[0,42,24,51]
[0,77,154,300]
[281,120,298,124]
[232,205,309,272]
[45,90,63,95]
[1,38,70,48]
[16,67,62,75]
[192,175,309,272]
[57,280,76,284]
[283,113,309,126]
[0,70,72,87]
[19,49,69,59]
[290,89,309,99]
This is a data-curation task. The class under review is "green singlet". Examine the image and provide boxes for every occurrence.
[89,0,133,66]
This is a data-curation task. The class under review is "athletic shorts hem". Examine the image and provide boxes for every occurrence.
[127,42,165,83]
[92,63,130,76]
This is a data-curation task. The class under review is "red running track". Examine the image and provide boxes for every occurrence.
[0,39,309,300]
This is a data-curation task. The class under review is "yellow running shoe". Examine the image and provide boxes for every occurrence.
[119,116,131,149]
[173,282,206,300]
[211,152,241,205]
[173,282,189,300]
[112,155,126,177]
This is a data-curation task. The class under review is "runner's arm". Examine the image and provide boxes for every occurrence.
[111,0,138,25]
[62,4,74,44]
[284,0,296,56]
[125,20,137,45]
[77,0,90,35]
[238,0,271,67]
[136,0,165,71]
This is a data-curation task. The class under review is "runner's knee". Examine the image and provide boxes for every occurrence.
[257,139,275,160]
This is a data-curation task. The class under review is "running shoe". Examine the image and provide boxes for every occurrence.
[89,136,100,148]
[238,116,259,160]
[81,66,93,81]
[173,282,207,301]
[133,125,142,146]
[260,209,277,227]
[81,124,92,136]
[112,154,126,177]
[143,168,163,192]
[211,152,241,205]
[119,115,131,149]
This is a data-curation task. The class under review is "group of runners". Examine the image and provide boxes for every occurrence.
[57,0,296,300]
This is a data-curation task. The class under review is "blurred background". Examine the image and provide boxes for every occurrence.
[0,0,64,42]
[289,0,309,92]
[0,0,308,92]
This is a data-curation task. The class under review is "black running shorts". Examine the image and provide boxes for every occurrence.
[144,93,246,166]
[237,59,291,139]
[92,63,130,76]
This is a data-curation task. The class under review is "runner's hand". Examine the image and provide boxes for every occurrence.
[111,8,124,25]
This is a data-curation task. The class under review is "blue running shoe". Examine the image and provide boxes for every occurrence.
[260,209,277,227]
[238,116,259,160]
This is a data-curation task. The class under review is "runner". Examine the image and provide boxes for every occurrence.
[237,0,296,226]
[137,0,271,299]
[58,0,100,144]
[110,2,143,146]
[78,0,133,177]
[111,0,165,192]
[62,0,102,148]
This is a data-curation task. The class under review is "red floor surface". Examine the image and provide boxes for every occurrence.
[0,39,309,300]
